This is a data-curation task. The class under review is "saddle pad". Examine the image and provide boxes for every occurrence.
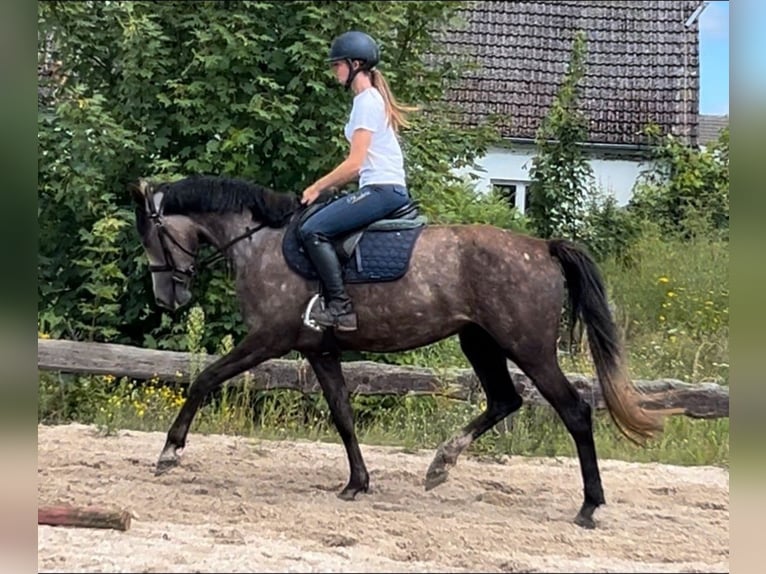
[282,223,424,284]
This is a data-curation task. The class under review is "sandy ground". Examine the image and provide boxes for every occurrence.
[38,423,729,573]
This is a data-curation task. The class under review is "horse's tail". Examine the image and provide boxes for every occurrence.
[548,238,673,444]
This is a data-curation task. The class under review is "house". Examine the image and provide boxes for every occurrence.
[431,0,704,212]
[698,114,728,148]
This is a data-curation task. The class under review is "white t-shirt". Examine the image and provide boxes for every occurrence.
[344,87,406,188]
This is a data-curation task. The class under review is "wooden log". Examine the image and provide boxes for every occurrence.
[37,338,729,418]
[38,338,197,383]
[38,505,132,531]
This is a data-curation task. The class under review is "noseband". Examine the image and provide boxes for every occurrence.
[144,192,266,283]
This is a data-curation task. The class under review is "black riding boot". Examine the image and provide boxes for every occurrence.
[303,234,358,332]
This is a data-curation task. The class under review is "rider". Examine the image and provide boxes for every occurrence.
[298,30,417,332]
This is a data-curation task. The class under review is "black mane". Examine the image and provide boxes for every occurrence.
[157,175,300,228]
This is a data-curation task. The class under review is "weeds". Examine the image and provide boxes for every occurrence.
[38,370,729,468]
[601,230,729,383]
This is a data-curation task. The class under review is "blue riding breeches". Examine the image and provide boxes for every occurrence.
[298,184,410,241]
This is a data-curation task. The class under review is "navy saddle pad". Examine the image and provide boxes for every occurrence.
[281,200,426,284]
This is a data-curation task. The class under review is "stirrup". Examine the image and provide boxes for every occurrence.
[302,293,325,332]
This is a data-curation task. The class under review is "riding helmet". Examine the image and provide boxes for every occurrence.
[328,30,380,70]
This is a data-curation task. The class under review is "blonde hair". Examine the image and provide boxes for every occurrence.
[370,69,419,133]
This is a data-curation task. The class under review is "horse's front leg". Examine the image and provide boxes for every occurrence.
[155,333,284,475]
[304,351,369,500]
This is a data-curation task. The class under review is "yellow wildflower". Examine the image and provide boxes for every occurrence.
[657,277,669,284]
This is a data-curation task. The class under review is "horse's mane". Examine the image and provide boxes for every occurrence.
[157,175,300,228]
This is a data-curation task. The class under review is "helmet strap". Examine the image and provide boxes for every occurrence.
[343,59,373,91]
[343,59,358,90]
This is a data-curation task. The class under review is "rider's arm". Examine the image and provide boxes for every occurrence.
[301,127,371,204]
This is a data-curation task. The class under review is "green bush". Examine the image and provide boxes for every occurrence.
[629,124,729,241]
[578,187,644,265]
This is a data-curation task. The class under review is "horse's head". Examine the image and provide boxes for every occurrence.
[130,178,198,311]
[130,174,301,310]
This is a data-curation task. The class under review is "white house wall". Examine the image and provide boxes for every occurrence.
[455,145,654,211]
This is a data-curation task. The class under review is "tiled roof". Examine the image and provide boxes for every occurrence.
[431,1,701,147]
[698,114,728,146]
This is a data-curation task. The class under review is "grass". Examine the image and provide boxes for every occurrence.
[600,230,729,385]
[38,371,729,468]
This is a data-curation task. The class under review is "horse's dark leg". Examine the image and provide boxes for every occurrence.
[512,353,604,529]
[304,350,369,500]
[155,333,283,475]
[425,323,523,490]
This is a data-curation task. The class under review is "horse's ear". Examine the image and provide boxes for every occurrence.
[129,179,153,237]
[128,179,149,205]
[138,178,153,196]
[128,178,153,207]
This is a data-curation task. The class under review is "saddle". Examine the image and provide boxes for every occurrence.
[282,195,427,284]
[298,198,423,259]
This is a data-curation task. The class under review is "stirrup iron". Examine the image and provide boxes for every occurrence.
[302,293,325,332]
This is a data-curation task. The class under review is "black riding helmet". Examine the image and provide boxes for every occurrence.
[328,31,380,89]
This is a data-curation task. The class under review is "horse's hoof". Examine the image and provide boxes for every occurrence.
[154,447,180,476]
[424,467,449,491]
[574,513,596,529]
[337,489,357,501]
[337,486,366,501]
[337,478,369,501]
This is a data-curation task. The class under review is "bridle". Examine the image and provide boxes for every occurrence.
[144,191,266,284]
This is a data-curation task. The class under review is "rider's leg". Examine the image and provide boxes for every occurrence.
[298,185,409,331]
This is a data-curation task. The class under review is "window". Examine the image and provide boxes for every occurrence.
[490,179,530,213]
[492,182,517,206]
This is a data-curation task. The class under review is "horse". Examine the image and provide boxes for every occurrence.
[129,174,674,529]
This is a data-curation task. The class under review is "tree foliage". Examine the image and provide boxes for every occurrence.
[525,30,594,241]
[629,124,729,241]
[38,1,513,349]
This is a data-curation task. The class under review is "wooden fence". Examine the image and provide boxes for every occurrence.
[37,338,729,419]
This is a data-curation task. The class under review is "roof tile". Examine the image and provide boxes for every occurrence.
[431,1,701,146]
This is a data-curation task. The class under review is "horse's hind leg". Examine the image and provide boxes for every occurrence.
[511,351,605,529]
[304,350,369,500]
[425,323,523,490]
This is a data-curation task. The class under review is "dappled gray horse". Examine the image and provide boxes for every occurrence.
[131,174,674,528]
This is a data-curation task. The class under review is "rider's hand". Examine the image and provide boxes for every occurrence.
[301,184,321,206]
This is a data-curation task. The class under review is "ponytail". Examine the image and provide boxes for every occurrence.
[370,69,419,133]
